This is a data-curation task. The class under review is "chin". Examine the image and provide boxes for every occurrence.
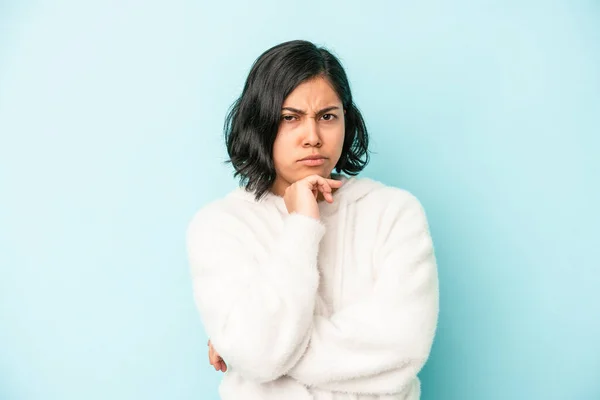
[297,168,332,179]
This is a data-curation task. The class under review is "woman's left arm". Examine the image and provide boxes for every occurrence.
[287,190,439,395]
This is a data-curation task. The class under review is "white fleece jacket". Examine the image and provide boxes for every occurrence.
[186,175,439,400]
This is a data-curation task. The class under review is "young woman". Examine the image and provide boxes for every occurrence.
[186,40,439,400]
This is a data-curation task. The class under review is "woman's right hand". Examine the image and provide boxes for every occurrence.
[283,175,343,220]
[208,339,227,372]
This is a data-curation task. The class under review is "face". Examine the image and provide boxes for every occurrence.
[271,76,346,196]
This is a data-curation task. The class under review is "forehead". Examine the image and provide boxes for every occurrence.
[282,76,341,107]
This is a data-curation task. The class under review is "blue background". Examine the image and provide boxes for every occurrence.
[1,1,599,399]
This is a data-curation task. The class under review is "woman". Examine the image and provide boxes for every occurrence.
[186,39,439,400]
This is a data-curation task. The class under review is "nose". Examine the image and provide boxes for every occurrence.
[302,118,321,148]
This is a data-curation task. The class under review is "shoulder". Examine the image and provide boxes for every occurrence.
[186,187,262,241]
[354,180,433,252]
[355,177,427,216]
[349,178,431,239]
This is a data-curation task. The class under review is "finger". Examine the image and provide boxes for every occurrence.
[221,361,228,372]
[210,353,219,370]
[326,178,344,188]
[313,175,343,190]
[216,357,224,370]
[318,185,334,203]
[209,349,220,365]
[303,175,341,203]
[316,181,334,203]
[304,174,330,187]
[309,176,331,192]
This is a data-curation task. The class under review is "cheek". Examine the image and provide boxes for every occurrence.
[271,139,283,168]
[333,125,345,152]
[272,131,293,168]
[328,126,345,165]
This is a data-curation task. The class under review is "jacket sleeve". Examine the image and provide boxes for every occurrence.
[186,207,326,383]
[287,190,439,395]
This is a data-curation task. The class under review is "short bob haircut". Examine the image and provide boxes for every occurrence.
[224,39,370,201]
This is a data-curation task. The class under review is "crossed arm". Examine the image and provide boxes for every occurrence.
[189,191,439,394]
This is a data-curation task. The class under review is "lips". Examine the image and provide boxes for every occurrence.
[299,155,326,161]
[298,155,327,167]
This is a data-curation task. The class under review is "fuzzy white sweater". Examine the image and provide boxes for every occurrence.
[186,175,439,400]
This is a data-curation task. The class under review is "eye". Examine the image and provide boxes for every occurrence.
[281,115,297,122]
[321,113,337,121]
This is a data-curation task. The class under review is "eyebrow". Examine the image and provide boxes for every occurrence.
[281,106,341,115]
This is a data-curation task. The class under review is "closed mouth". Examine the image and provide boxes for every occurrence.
[299,155,327,161]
